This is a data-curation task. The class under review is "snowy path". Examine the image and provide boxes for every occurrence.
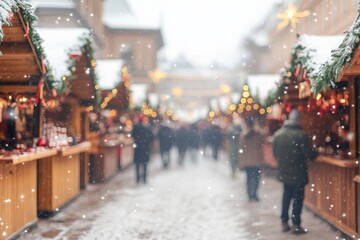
[19,152,342,240]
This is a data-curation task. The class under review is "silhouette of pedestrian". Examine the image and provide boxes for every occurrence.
[132,115,153,184]
[158,121,175,168]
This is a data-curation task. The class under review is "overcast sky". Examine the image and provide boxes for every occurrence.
[128,0,280,68]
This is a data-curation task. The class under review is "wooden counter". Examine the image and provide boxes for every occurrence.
[305,155,359,238]
[89,139,121,183]
[37,143,90,217]
[0,150,57,240]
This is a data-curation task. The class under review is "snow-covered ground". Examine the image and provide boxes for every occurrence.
[18,151,343,240]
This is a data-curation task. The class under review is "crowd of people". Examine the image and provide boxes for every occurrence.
[131,109,317,235]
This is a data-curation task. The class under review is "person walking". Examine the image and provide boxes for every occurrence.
[272,109,317,234]
[132,115,153,184]
[226,121,242,177]
[158,121,175,168]
[210,125,223,160]
[239,118,264,202]
[176,125,188,165]
[188,123,200,163]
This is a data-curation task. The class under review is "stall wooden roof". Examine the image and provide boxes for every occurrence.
[0,11,44,92]
[69,49,98,105]
[338,46,360,81]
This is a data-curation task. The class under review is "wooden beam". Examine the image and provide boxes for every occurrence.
[0,53,35,61]
[0,85,38,94]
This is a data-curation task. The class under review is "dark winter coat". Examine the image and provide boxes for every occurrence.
[188,125,200,149]
[272,120,317,186]
[176,127,188,152]
[158,125,175,153]
[132,123,153,163]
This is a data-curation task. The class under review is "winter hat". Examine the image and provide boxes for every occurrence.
[288,109,301,121]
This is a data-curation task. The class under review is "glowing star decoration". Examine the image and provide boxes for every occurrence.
[276,3,310,31]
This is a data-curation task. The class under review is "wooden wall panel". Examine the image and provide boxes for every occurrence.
[89,147,118,183]
[0,161,37,240]
[305,161,358,237]
[38,154,80,213]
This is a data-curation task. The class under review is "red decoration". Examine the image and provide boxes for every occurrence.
[51,88,57,97]
[69,52,82,59]
[302,69,307,80]
[23,22,29,37]
[295,64,301,77]
[8,12,14,20]
[42,58,47,74]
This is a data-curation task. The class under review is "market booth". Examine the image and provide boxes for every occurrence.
[276,34,359,237]
[0,3,56,239]
[36,29,94,216]
[90,60,134,183]
[310,23,360,236]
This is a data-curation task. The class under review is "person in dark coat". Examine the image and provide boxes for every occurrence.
[158,122,175,168]
[272,109,317,234]
[176,125,188,165]
[226,121,242,177]
[210,125,223,160]
[132,116,153,184]
[188,123,200,163]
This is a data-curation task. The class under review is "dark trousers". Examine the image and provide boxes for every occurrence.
[135,162,147,183]
[245,167,260,200]
[161,150,170,168]
[281,184,305,225]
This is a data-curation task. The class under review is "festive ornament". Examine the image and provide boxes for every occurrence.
[277,3,310,31]
[69,52,82,59]
[23,22,29,37]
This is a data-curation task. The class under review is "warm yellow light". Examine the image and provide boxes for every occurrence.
[112,89,118,95]
[109,110,117,117]
[91,60,96,68]
[243,85,249,91]
[95,84,100,90]
[243,92,250,98]
[246,105,252,111]
[62,76,67,81]
[340,98,346,104]
[229,104,236,111]
[208,111,215,118]
[259,108,266,115]
[166,109,173,116]
[172,87,183,96]
[316,93,322,101]
[253,104,259,110]
[266,107,273,113]
[220,84,231,94]
[247,98,253,104]
[151,112,157,118]
[277,3,310,30]
[240,98,246,104]
[148,69,167,84]
[237,108,244,113]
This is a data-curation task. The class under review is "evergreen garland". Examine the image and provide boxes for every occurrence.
[313,7,360,93]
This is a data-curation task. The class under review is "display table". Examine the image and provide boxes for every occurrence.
[305,155,359,238]
[89,139,121,183]
[37,142,91,217]
[0,149,57,239]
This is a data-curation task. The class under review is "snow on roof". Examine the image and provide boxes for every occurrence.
[296,35,343,74]
[96,59,124,90]
[131,84,148,105]
[37,28,90,80]
[247,74,279,103]
[28,0,75,9]
[103,0,160,30]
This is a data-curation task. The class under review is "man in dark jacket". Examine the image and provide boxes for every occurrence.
[272,109,317,234]
[158,122,175,168]
[132,116,153,184]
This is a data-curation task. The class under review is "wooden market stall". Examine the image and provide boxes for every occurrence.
[0,3,56,239]
[276,34,359,237]
[90,60,134,182]
[35,29,95,216]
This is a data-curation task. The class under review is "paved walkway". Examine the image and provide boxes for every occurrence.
[18,151,345,240]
